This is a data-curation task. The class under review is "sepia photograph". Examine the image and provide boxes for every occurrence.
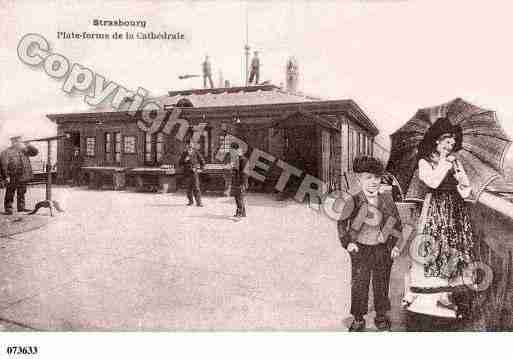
[1,0,513,356]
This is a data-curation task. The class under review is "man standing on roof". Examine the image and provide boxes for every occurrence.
[248,51,260,85]
[202,55,214,89]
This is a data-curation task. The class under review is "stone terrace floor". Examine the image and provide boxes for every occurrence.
[0,185,408,331]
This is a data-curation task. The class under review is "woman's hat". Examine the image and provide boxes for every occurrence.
[417,117,463,159]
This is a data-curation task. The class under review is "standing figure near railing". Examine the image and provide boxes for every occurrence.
[70,147,83,187]
[0,135,39,215]
[227,143,248,219]
[179,141,205,207]
[222,149,233,197]
[405,118,474,313]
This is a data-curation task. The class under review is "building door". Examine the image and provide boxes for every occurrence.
[321,129,330,184]
[63,131,80,181]
[238,126,268,154]
[284,126,317,177]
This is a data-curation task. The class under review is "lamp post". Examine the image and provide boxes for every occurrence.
[27,134,67,216]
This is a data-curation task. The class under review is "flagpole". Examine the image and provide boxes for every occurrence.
[244,2,250,86]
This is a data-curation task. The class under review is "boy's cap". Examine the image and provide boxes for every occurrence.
[353,156,384,175]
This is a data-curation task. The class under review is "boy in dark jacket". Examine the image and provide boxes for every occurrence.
[338,156,403,331]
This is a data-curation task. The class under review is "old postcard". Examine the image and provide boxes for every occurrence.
[1,0,512,356]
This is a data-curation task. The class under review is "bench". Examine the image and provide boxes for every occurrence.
[128,167,180,193]
[82,166,127,190]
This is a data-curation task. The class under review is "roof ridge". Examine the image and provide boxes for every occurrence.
[275,88,323,101]
[167,84,281,97]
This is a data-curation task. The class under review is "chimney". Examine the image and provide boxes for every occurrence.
[224,80,230,88]
[218,70,224,88]
[285,57,299,92]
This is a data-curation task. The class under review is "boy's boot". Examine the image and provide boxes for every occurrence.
[374,313,391,331]
[349,317,366,332]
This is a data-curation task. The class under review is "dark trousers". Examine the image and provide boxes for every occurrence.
[71,168,81,186]
[203,74,214,88]
[4,182,27,211]
[223,170,232,196]
[234,193,246,216]
[249,69,259,84]
[185,172,202,205]
[350,243,392,318]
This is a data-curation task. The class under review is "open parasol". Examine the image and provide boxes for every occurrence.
[386,98,512,202]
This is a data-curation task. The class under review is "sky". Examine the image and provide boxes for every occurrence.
[1,0,513,158]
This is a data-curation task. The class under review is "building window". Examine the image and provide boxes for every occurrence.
[356,132,360,156]
[156,133,164,163]
[144,132,152,164]
[144,132,166,165]
[201,129,210,161]
[86,137,96,156]
[218,133,235,153]
[124,136,136,154]
[114,132,122,163]
[105,133,112,162]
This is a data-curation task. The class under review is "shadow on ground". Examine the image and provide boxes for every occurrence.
[0,214,50,238]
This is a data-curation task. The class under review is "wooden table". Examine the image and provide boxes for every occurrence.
[128,167,180,193]
[82,166,127,190]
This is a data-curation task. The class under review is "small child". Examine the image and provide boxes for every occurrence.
[338,156,403,331]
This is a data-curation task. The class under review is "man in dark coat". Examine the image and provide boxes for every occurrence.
[227,143,249,218]
[0,136,39,214]
[179,142,206,206]
[70,147,83,186]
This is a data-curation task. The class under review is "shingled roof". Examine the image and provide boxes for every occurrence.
[46,84,379,136]
[158,84,321,108]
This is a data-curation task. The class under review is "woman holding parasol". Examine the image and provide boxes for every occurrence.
[387,98,512,318]
[409,117,474,308]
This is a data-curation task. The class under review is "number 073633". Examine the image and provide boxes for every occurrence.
[5,346,38,355]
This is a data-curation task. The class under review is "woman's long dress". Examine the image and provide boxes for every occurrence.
[421,162,475,281]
